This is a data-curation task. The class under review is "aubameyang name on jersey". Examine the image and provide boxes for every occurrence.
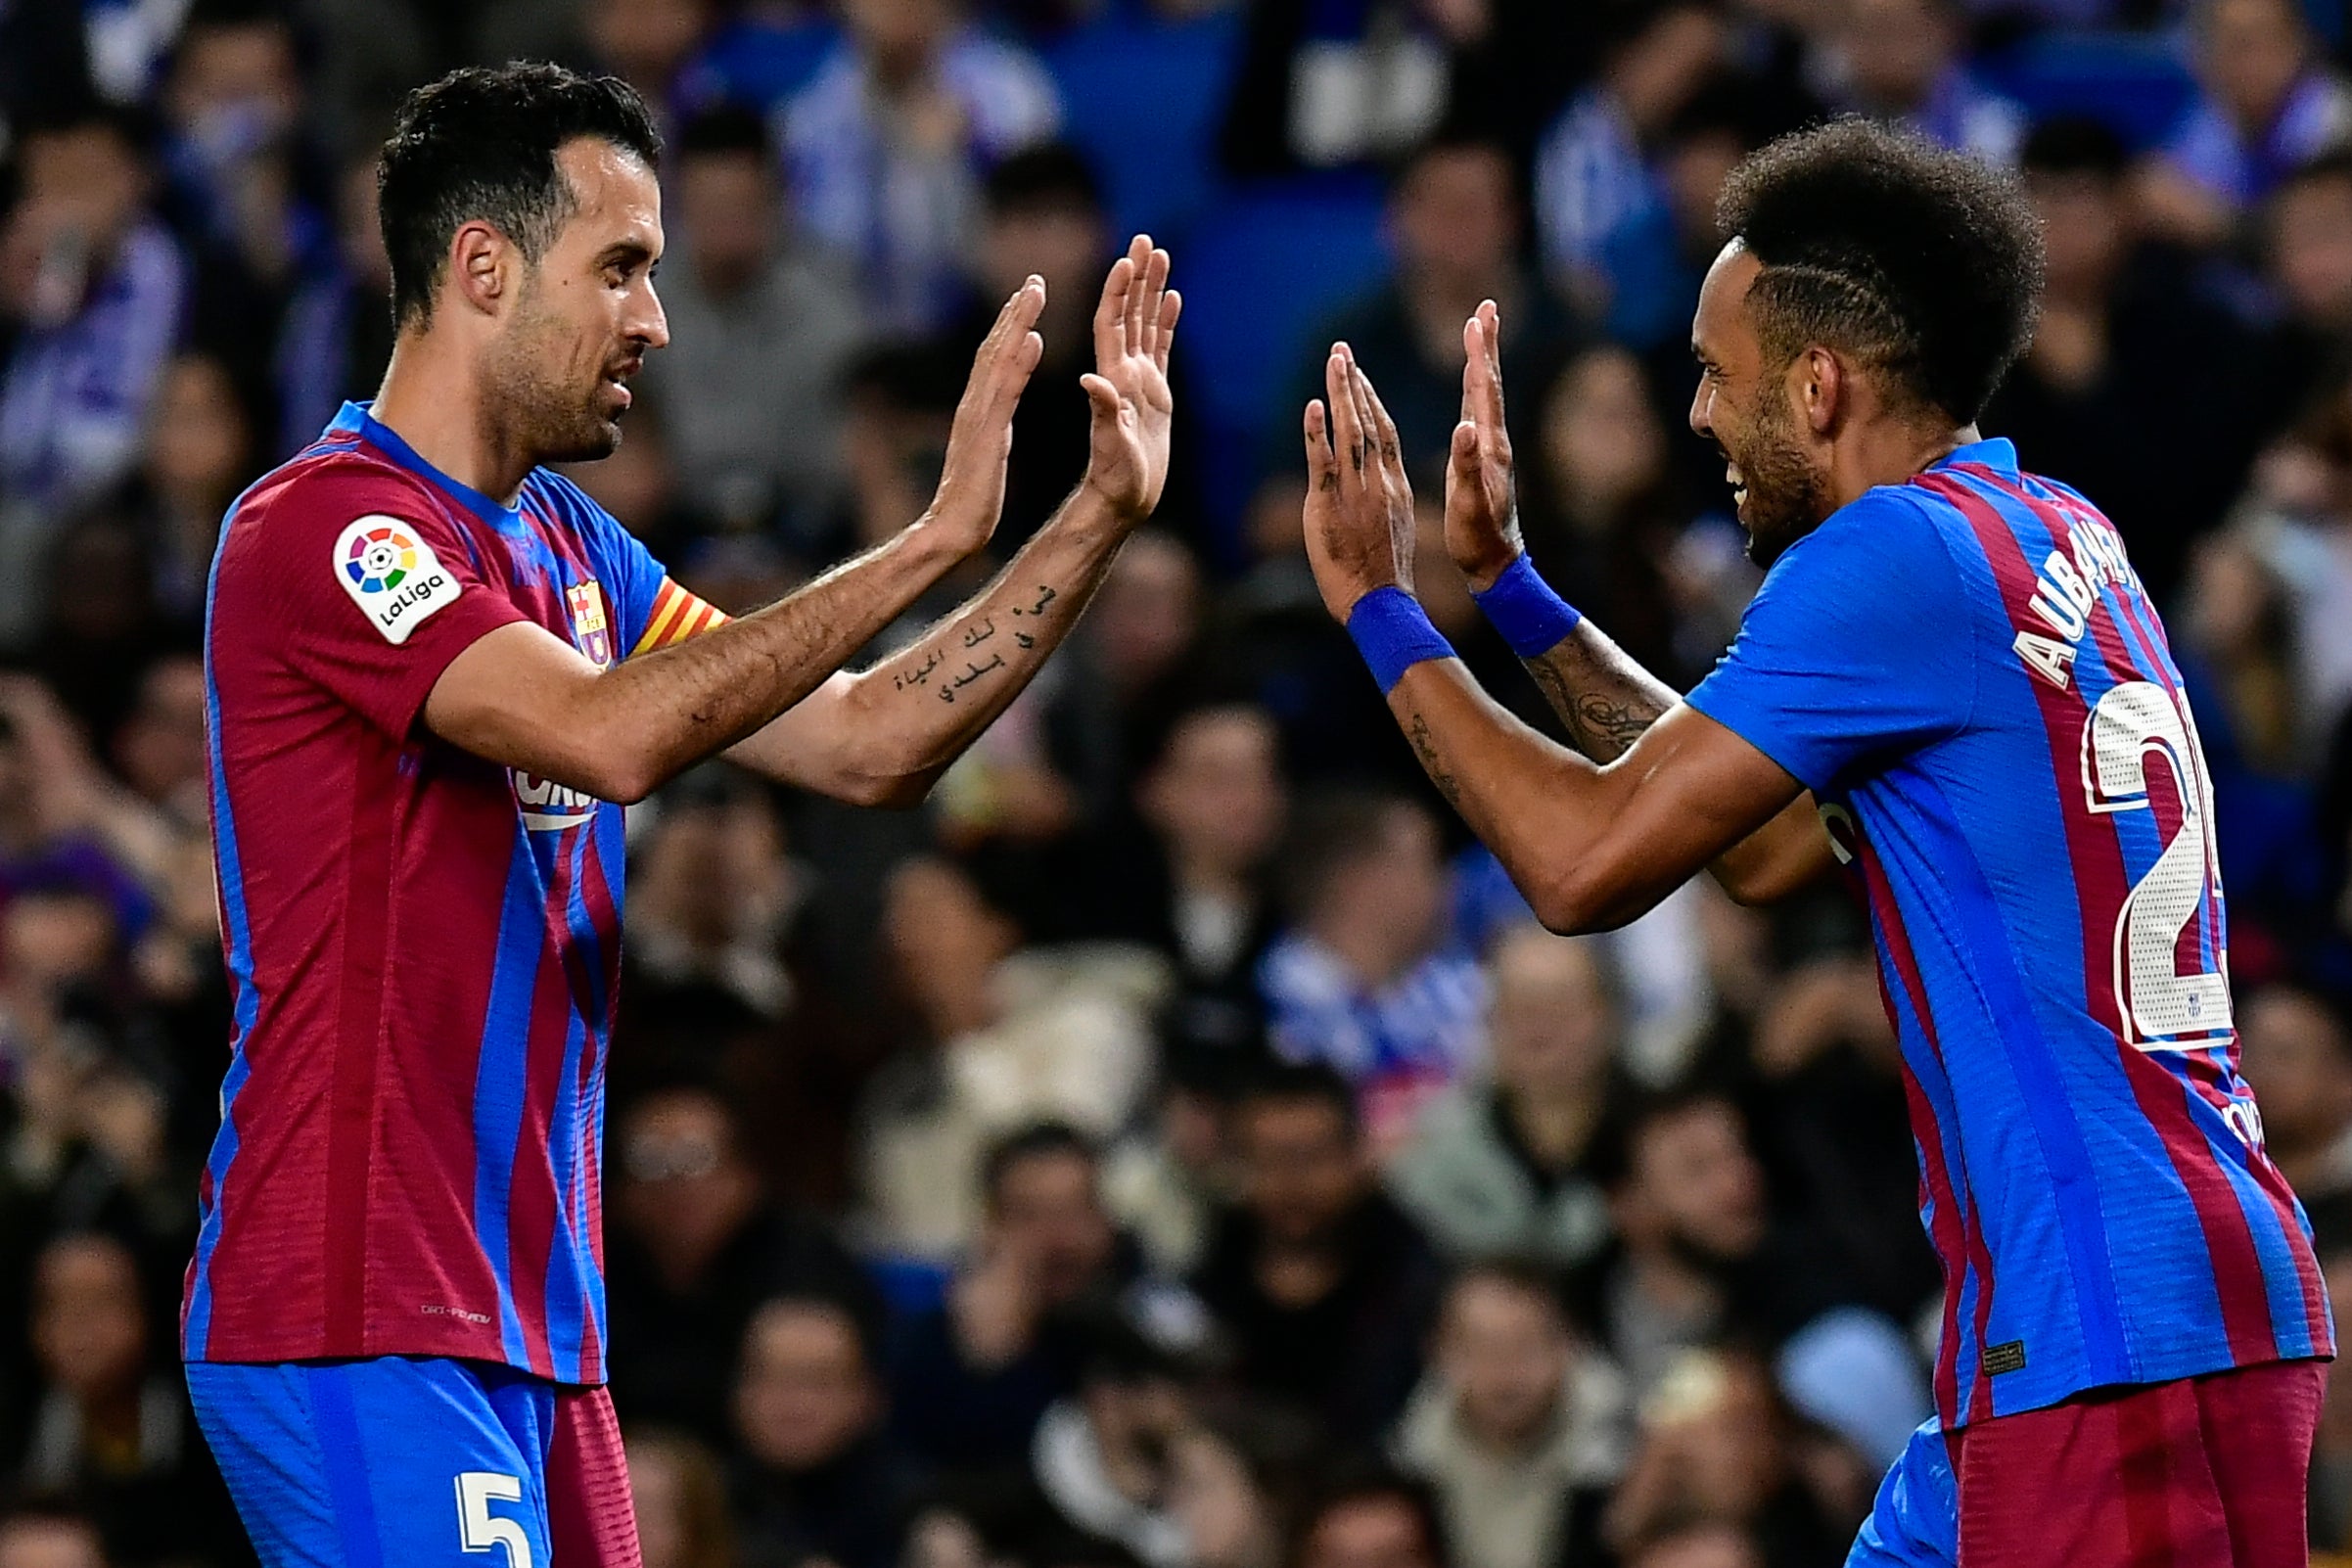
[2010,513,2135,692]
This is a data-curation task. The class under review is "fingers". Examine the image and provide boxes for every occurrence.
[1154,288,1181,372]
[1360,363,1406,483]
[1080,371,1122,420]
[1472,300,1507,429]
[1325,346,1366,487]
[1304,398,1335,494]
[959,276,1046,437]
[1126,234,1156,355]
[1093,251,1133,369]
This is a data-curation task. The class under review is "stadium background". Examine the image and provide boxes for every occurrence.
[10,0,2352,1563]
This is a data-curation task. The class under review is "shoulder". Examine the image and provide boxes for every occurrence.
[943,31,1061,134]
[223,447,454,563]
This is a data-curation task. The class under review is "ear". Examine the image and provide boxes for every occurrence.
[448,220,513,317]
[1795,346,1843,438]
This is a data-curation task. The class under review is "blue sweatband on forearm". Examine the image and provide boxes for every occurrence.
[1347,587,1455,694]
[1472,553,1583,658]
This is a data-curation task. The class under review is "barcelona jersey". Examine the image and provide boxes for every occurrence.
[1687,438,2332,1426]
[184,402,718,1384]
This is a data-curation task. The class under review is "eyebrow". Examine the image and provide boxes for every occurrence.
[595,239,657,269]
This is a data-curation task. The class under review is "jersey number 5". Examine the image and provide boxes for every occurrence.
[455,1471,533,1568]
[2081,680,2232,1048]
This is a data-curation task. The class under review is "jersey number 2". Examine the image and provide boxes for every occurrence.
[2081,680,2232,1048]
[455,1472,533,1568]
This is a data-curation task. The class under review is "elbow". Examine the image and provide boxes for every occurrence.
[1523,856,1645,936]
[591,760,660,808]
[844,760,945,810]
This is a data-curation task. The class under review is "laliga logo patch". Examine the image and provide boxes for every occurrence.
[334,516,458,644]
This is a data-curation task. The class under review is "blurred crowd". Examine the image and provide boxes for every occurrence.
[17,0,2352,1565]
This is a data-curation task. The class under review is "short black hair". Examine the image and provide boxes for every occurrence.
[1291,1466,1450,1568]
[378,63,662,329]
[1586,1083,1743,1192]
[980,1120,1101,1207]
[675,103,772,163]
[1717,116,2044,425]
[1235,1059,1360,1139]
[985,143,1104,218]
[1276,788,1424,921]
[2019,115,2128,181]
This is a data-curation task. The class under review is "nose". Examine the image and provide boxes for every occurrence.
[1687,378,1711,438]
[633,281,669,352]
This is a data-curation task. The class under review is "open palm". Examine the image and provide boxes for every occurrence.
[1081,234,1180,523]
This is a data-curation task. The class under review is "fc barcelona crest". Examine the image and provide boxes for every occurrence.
[566,580,613,668]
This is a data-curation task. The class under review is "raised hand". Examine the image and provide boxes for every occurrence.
[918,277,1047,558]
[1444,300,1524,592]
[1080,234,1180,522]
[1302,345,1418,623]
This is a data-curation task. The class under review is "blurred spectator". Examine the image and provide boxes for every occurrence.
[603,1081,879,1446]
[959,145,1116,553]
[1059,698,1285,1056]
[2237,982,2352,1226]
[17,1231,243,1567]
[1030,1310,1208,1568]
[156,0,318,306]
[1601,1352,1843,1568]
[635,105,867,549]
[1216,0,1479,178]
[1624,1524,1762,1568]
[1258,791,1485,1146]
[1166,1403,1316,1568]
[860,857,1167,1258]
[890,1123,1133,1472]
[732,1293,923,1568]
[1292,1470,1450,1568]
[779,0,1062,334]
[1533,0,1724,317]
[1389,930,1619,1272]
[584,0,720,123]
[0,1501,109,1568]
[1259,133,1573,560]
[2140,0,2352,250]
[628,1427,740,1568]
[1392,1262,1629,1568]
[126,352,254,627]
[1189,1063,1445,1434]
[1578,1090,1853,1402]
[274,149,394,457]
[1104,1053,1244,1280]
[2259,151,2352,419]
[1812,0,2021,164]
[1983,115,2278,606]
[1738,950,1940,1327]
[625,771,805,1023]
[0,107,186,628]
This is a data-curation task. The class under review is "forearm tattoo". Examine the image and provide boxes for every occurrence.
[1523,626,1677,764]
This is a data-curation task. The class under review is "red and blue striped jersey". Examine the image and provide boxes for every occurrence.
[182,403,720,1385]
[1687,438,2332,1427]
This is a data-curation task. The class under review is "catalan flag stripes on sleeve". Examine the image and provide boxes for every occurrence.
[630,578,730,655]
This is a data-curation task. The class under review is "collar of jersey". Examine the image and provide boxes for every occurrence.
[330,400,531,535]
[1925,436,2018,477]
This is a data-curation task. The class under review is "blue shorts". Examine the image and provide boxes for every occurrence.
[1846,1417,1957,1568]
[185,1358,639,1568]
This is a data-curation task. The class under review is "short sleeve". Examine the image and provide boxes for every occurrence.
[1683,488,1978,793]
[220,463,530,740]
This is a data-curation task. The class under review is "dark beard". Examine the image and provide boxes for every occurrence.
[486,298,625,468]
[1731,398,1827,569]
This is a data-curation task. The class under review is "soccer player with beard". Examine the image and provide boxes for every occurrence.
[181,64,1180,1568]
[1299,118,2332,1567]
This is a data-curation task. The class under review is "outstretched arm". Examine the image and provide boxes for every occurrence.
[1304,348,1807,932]
[421,279,1049,804]
[1439,302,1835,904]
[729,236,1181,806]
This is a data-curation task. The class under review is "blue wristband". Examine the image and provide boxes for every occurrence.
[1472,553,1582,658]
[1346,587,1455,694]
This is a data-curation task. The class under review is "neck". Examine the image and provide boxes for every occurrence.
[1504,1084,1602,1168]
[1824,419,1976,514]
[371,332,532,503]
[1172,849,1249,905]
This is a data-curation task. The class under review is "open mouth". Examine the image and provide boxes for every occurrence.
[1726,464,1747,508]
